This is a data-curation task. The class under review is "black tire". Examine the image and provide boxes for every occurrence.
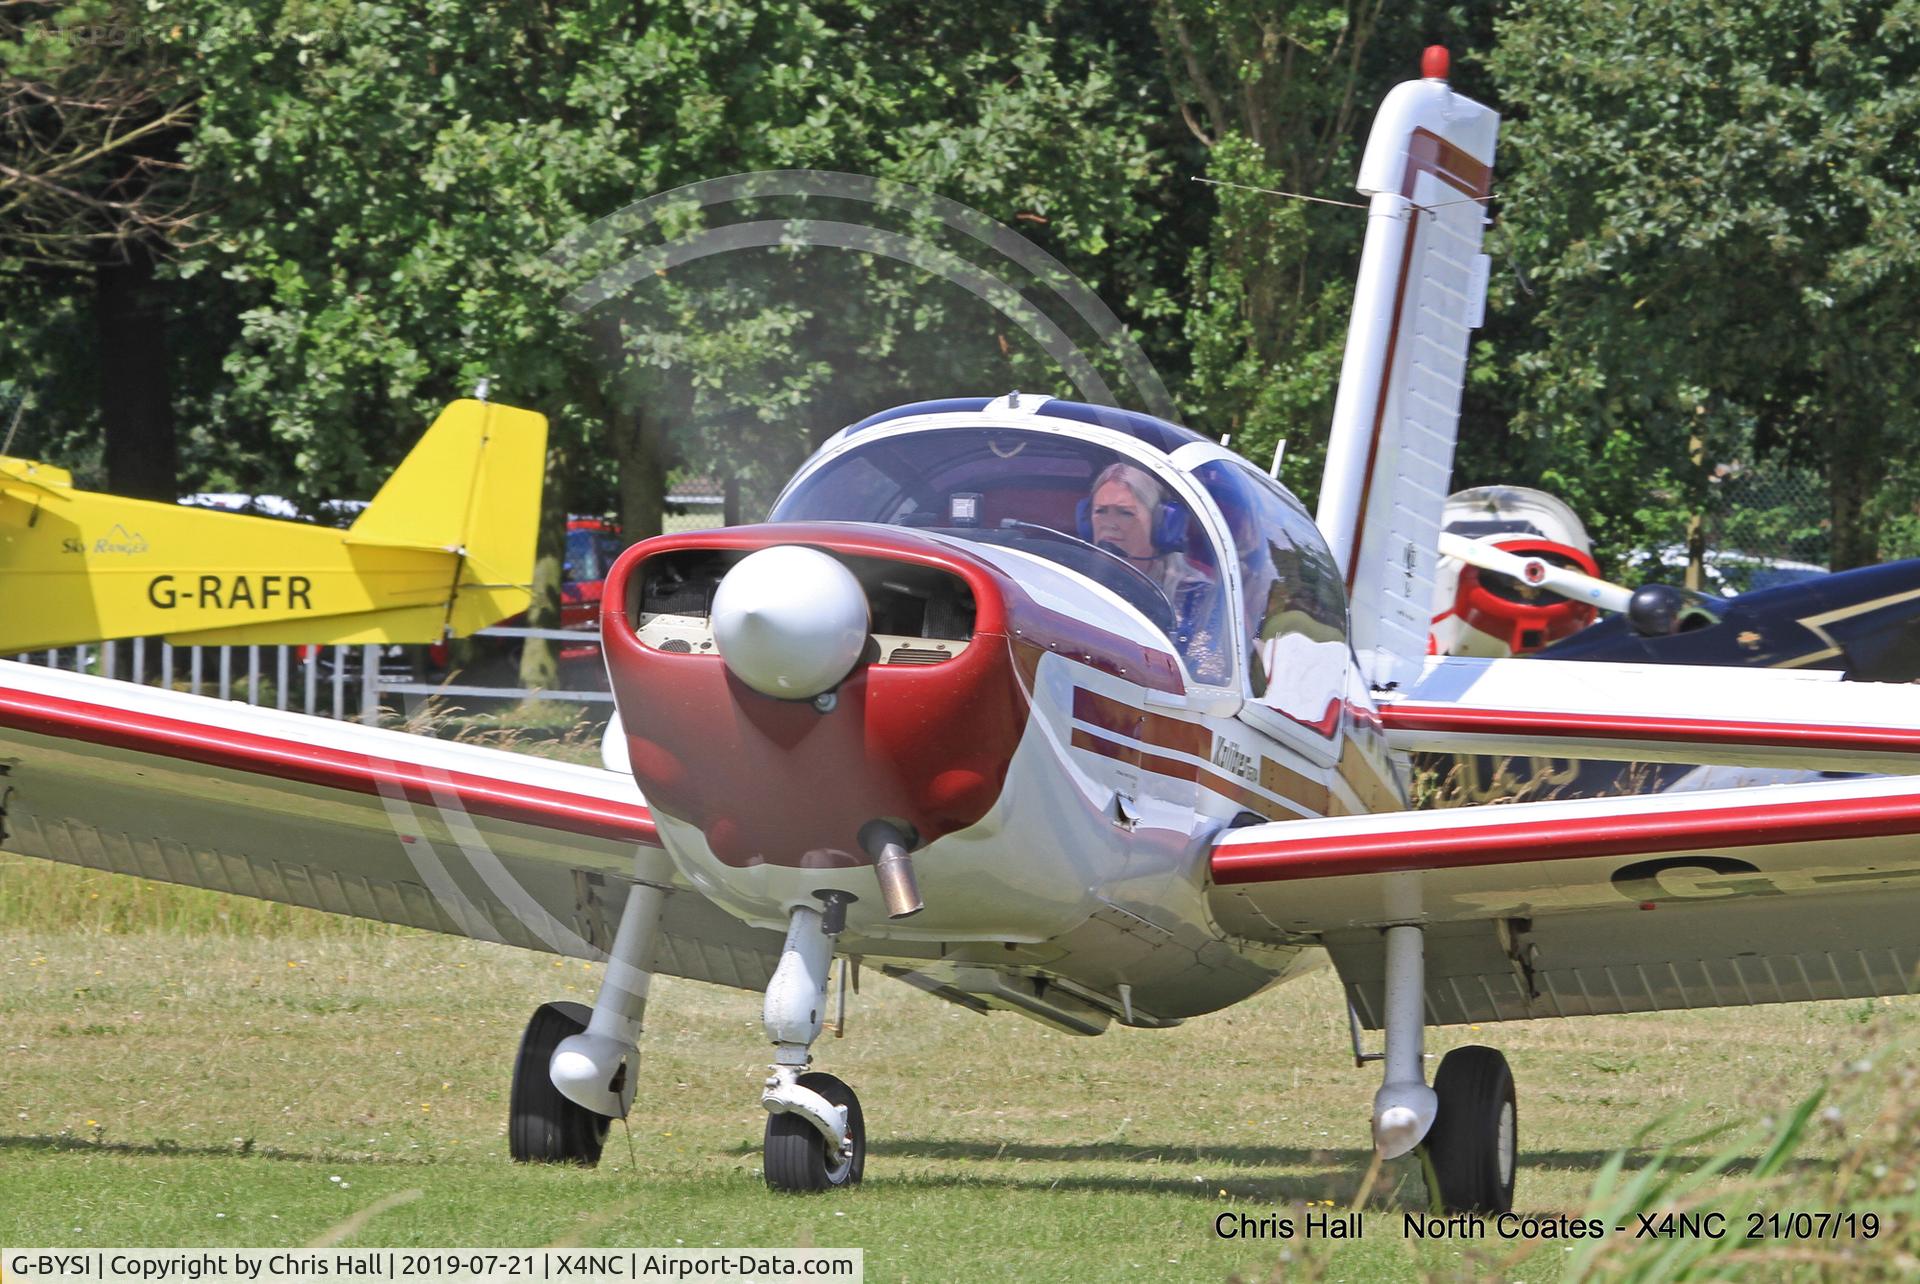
[509,1001,612,1165]
[763,1072,865,1192]
[1423,1045,1517,1213]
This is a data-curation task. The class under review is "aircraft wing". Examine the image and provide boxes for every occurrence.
[1210,772,1920,1026]
[1379,655,1920,772]
[0,660,779,990]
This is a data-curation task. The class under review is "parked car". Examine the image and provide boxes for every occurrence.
[556,518,625,661]
[1631,546,1829,597]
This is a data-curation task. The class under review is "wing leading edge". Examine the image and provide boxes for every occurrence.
[1381,656,1920,772]
[0,661,779,992]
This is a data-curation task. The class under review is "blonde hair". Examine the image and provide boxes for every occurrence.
[1091,461,1166,510]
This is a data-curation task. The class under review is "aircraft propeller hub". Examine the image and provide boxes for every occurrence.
[711,545,870,699]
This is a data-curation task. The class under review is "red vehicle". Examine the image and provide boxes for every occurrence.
[556,518,625,662]
[425,517,624,677]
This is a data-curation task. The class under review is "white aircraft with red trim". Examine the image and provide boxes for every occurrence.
[1429,485,1629,658]
[6,51,1920,1212]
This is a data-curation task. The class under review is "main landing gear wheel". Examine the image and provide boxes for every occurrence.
[509,1001,613,1165]
[764,1072,865,1192]
[1421,1045,1517,1213]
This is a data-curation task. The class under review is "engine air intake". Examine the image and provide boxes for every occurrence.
[630,546,976,669]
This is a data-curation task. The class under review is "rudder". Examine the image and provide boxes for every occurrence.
[347,398,548,635]
[1316,59,1498,691]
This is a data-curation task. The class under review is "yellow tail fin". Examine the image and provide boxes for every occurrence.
[343,398,548,636]
[0,399,548,651]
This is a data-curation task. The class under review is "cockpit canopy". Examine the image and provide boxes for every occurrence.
[839,398,1216,454]
[773,424,1232,682]
[773,401,1349,697]
[1443,485,1593,554]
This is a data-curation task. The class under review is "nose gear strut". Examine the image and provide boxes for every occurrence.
[760,899,866,1190]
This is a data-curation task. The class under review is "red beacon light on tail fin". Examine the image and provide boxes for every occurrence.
[1422,45,1450,81]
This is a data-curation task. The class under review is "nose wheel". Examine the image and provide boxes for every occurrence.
[758,900,868,1192]
[764,1071,865,1191]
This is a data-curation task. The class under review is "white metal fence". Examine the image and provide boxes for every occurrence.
[7,627,611,722]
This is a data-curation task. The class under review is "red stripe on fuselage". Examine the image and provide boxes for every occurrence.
[0,685,661,847]
[1071,686,1209,757]
[1069,727,1308,822]
[1014,629,1184,697]
[1211,790,1920,885]
[1069,687,1342,819]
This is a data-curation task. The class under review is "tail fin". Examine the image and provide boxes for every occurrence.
[1316,60,1498,691]
[347,398,548,635]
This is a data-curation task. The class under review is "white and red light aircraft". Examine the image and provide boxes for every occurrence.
[8,52,1920,1212]
[1429,486,1627,658]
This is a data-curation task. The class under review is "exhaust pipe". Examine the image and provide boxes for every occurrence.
[859,820,923,919]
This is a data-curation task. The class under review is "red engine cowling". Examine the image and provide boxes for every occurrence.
[599,524,1033,871]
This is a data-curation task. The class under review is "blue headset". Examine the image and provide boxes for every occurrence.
[1075,497,1189,554]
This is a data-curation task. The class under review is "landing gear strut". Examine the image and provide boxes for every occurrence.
[508,880,667,1166]
[760,898,865,1191]
[1371,921,1518,1212]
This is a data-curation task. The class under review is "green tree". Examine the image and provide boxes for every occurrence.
[1155,2,1498,503]
[151,0,1171,681]
[168,0,1171,501]
[1490,0,1920,569]
[1,0,199,500]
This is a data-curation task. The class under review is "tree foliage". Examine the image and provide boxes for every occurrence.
[1155,2,1496,504]
[159,0,1171,525]
[117,0,1170,677]
[4,0,1919,607]
[2,0,200,501]
[1,0,195,269]
[1490,0,1920,567]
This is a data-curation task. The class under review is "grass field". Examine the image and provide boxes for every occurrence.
[2,854,1916,1281]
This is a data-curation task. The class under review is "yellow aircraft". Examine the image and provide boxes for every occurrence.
[0,398,547,652]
